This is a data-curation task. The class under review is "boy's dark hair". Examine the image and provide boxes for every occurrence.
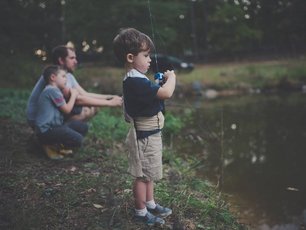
[43,65,63,83]
[52,45,75,65]
[113,28,154,64]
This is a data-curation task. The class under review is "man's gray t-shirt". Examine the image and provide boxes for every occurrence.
[26,73,78,126]
[35,85,66,134]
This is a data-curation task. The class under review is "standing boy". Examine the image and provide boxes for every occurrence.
[35,65,88,159]
[113,28,176,226]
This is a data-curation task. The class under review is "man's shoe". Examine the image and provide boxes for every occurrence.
[147,204,172,218]
[43,145,64,160]
[59,148,73,155]
[135,211,165,226]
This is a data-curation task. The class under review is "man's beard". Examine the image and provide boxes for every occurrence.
[64,65,74,73]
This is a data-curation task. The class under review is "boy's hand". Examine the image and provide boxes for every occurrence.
[62,86,71,99]
[70,88,79,98]
[163,70,176,81]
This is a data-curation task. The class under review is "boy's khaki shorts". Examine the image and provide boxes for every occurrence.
[128,132,163,181]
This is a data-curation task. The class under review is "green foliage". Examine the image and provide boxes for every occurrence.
[208,3,261,53]
[87,108,187,148]
[63,0,188,59]
[0,89,30,122]
[0,54,43,88]
[288,65,306,82]
[88,108,129,144]
[2,0,306,68]
[155,150,246,229]
[163,112,184,136]
[0,88,246,229]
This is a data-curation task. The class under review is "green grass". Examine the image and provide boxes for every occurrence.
[0,89,30,122]
[177,58,306,90]
[0,88,247,229]
[1,57,306,94]
[68,58,306,96]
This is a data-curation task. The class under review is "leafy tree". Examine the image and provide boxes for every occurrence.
[0,0,305,64]
[207,1,261,55]
[64,0,188,61]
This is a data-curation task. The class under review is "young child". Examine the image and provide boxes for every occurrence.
[113,28,176,226]
[35,65,88,159]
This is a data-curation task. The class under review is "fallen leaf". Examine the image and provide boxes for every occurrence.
[123,189,132,194]
[70,166,77,172]
[286,187,299,192]
[36,183,46,187]
[93,204,103,209]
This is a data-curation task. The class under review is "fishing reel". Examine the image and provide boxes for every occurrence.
[154,72,165,86]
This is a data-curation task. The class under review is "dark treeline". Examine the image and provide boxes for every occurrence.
[0,0,306,64]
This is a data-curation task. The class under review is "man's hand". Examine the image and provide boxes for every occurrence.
[108,96,123,107]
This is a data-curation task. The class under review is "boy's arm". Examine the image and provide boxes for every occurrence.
[59,88,79,114]
[156,70,176,99]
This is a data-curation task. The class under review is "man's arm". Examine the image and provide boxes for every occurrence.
[75,84,118,100]
[75,94,122,107]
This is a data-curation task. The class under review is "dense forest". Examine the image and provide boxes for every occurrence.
[0,0,305,63]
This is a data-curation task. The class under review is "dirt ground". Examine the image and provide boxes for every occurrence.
[0,120,133,229]
[0,120,193,230]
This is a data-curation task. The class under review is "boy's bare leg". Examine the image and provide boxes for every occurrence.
[133,178,166,225]
[133,178,147,209]
[146,180,154,202]
[70,106,97,121]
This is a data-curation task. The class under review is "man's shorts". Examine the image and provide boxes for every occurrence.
[129,132,163,181]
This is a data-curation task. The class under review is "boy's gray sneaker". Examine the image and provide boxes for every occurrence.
[147,204,172,218]
[135,211,165,226]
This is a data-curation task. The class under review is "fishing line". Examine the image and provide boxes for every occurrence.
[147,0,167,114]
[147,0,160,72]
[146,0,175,73]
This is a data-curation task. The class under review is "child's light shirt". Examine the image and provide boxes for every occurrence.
[27,73,78,124]
[35,85,66,134]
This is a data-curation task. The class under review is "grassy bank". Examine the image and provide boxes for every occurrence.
[0,89,246,229]
[74,58,306,96]
[178,58,306,92]
[1,57,305,95]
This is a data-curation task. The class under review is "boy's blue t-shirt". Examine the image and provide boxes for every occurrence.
[123,69,162,118]
[35,85,66,134]
[26,73,78,125]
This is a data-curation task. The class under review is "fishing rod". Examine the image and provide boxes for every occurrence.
[147,0,175,86]
[147,0,167,114]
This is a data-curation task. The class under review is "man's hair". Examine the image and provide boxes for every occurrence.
[43,65,64,83]
[52,45,75,65]
[113,28,154,64]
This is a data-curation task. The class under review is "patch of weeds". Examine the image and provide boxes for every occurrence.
[289,65,306,82]
[158,148,247,229]
[0,89,30,122]
[88,108,129,146]
[0,88,247,229]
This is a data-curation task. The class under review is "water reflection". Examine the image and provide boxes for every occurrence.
[170,93,306,229]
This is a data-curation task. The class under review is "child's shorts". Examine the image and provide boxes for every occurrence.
[129,132,163,181]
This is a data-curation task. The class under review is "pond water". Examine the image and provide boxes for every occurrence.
[170,93,306,230]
